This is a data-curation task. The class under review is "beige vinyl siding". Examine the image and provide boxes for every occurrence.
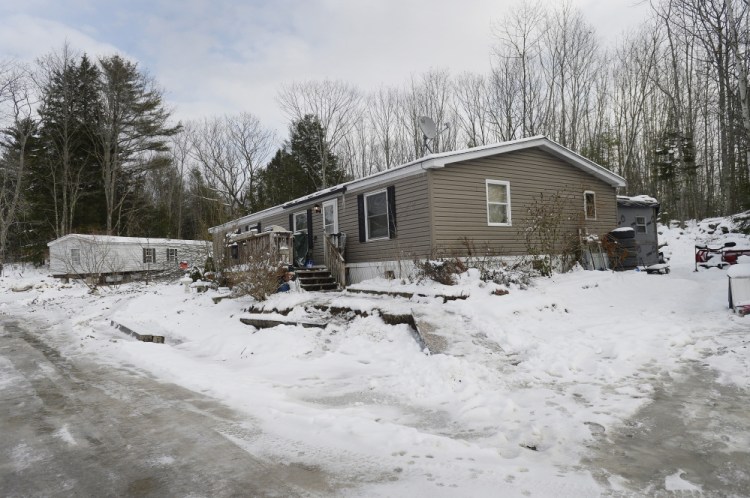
[430,148,617,254]
[212,146,620,271]
[342,172,432,264]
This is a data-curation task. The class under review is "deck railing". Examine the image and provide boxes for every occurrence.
[225,229,293,267]
[324,233,346,288]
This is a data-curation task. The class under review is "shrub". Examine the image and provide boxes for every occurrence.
[519,191,578,276]
[223,246,286,301]
[412,251,466,285]
[410,239,537,288]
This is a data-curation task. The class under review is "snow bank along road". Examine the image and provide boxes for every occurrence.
[0,318,338,497]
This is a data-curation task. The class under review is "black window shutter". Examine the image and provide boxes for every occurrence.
[256,222,261,232]
[289,214,293,231]
[387,185,397,239]
[357,194,365,242]
[307,209,313,248]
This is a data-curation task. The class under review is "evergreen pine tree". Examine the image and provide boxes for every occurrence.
[253,115,348,210]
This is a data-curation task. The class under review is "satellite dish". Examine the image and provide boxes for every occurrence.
[418,116,437,139]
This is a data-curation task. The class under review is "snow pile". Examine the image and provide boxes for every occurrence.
[690,211,750,249]
[1,214,749,496]
[617,194,658,205]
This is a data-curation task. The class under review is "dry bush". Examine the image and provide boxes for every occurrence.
[411,239,536,288]
[457,237,535,288]
[412,258,466,285]
[223,246,286,301]
[519,192,579,276]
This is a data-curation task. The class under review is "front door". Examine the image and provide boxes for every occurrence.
[322,200,338,235]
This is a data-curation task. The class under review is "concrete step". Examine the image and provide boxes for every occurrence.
[300,282,339,292]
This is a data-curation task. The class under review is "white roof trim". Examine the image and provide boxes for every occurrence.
[420,136,626,187]
[208,205,285,234]
[47,234,209,247]
[209,135,626,232]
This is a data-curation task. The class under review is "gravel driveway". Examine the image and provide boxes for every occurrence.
[584,358,750,496]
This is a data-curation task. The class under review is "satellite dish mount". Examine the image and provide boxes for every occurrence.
[418,116,449,154]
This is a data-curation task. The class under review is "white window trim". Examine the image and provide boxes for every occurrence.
[293,210,308,233]
[584,190,597,220]
[70,248,81,265]
[636,216,647,233]
[166,248,178,262]
[486,180,512,227]
[322,199,338,235]
[365,189,390,242]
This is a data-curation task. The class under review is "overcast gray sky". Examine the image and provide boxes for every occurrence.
[0,0,651,137]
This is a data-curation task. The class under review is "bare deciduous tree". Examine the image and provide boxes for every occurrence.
[402,69,458,156]
[368,86,404,170]
[190,113,274,218]
[454,72,493,147]
[492,0,546,138]
[0,64,35,262]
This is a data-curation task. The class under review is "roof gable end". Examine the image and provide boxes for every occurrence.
[425,136,626,188]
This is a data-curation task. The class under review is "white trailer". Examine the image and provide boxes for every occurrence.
[48,234,211,282]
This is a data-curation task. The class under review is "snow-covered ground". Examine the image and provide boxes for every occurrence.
[1,218,748,496]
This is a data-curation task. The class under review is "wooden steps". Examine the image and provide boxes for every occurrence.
[295,267,339,292]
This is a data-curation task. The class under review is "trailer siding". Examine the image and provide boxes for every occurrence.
[430,148,618,254]
[342,172,432,264]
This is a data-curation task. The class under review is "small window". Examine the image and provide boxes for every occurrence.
[636,216,647,233]
[70,248,81,264]
[143,247,156,264]
[486,180,511,226]
[293,211,308,233]
[365,190,389,240]
[584,191,596,220]
[166,248,178,262]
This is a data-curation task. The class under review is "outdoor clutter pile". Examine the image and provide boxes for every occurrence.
[581,227,666,273]
[695,241,750,270]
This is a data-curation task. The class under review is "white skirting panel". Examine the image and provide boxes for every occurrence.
[345,260,416,285]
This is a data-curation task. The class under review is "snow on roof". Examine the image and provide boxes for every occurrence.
[617,195,659,208]
[210,135,627,233]
[47,234,210,247]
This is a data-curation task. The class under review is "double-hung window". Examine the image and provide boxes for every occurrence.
[71,248,81,265]
[357,186,396,242]
[143,247,156,264]
[584,191,597,220]
[166,248,178,262]
[365,190,389,240]
[486,180,511,226]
